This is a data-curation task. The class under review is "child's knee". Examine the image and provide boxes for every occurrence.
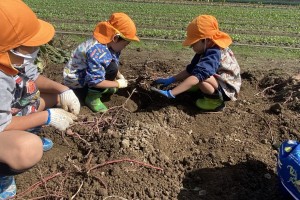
[12,134,43,169]
[105,61,119,81]
[198,81,218,95]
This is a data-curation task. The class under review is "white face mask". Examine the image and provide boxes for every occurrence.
[10,48,39,68]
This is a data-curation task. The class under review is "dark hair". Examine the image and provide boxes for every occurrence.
[115,35,126,42]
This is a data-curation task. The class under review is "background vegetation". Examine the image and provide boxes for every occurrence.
[24,0,299,61]
[24,0,299,47]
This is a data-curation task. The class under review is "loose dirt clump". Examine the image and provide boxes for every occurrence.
[258,72,300,113]
[14,44,299,200]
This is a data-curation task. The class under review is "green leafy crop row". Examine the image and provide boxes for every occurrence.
[24,0,300,47]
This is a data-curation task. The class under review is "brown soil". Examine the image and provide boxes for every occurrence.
[15,43,300,200]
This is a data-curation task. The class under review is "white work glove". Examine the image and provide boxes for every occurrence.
[116,79,128,88]
[59,89,80,115]
[117,71,125,80]
[46,108,77,131]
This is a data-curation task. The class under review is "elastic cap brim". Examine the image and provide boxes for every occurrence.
[23,19,55,46]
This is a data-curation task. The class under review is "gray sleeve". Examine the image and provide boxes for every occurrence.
[0,71,14,132]
[25,63,40,81]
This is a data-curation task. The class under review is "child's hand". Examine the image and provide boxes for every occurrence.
[60,89,80,115]
[154,77,175,87]
[151,87,175,98]
[46,108,77,131]
[117,72,125,80]
[116,79,128,88]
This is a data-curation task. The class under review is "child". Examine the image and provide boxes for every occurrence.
[63,12,140,112]
[153,15,241,112]
[0,0,80,198]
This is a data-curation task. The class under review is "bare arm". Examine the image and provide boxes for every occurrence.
[4,111,48,131]
[35,75,69,94]
[171,75,199,96]
[94,80,119,88]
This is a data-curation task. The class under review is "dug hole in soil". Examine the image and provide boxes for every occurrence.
[16,43,300,200]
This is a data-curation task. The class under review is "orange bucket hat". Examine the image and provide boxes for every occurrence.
[93,12,140,44]
[183,15,232,48]
[0,0,55,75]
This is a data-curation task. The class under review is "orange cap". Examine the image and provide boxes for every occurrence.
[93,12,139,44]
[0,0,55,75]
[183,15,232,48]
[0,0,55,52]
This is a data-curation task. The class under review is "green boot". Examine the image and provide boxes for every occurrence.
[85,89,108,112]
[195,91,225,112]
[187,85,199,92]
[102,88,118,95]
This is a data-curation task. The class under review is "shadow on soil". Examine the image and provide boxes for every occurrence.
[178,160,292,200]
[117,85,206,115]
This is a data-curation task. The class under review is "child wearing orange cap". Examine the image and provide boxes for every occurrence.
[63,13,139,112]
[153,15,241,112]
[0,0,80,198]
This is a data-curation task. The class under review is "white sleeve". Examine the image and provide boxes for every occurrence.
[25,63,40,81]
[0,72,14,132]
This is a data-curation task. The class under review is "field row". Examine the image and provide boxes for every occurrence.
[122,0,300,6]
[24,0,300,47]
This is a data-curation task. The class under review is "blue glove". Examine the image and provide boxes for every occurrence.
[154,77,176,87]
[151,87,175,98]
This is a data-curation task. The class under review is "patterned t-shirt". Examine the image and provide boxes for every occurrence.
[186,47,241,101]
[63,38,120,88]
[0,63,40,132]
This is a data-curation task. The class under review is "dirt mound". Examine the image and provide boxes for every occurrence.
[258,72,300,113]
[15,47,299,200]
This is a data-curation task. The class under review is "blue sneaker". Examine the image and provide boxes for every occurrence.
[42,137,53,152]
[27,127,53,152]
[0,176,16,200]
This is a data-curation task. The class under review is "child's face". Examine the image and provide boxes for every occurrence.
[9,46,39,65]
[109,38,130,53]
[191,39,206,54]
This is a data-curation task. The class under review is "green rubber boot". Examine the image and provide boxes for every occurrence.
[196,97,225,112]
[195,91,225,112]
[102,88,118,95]
[187,85,199,92]
[85,89,108,113]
